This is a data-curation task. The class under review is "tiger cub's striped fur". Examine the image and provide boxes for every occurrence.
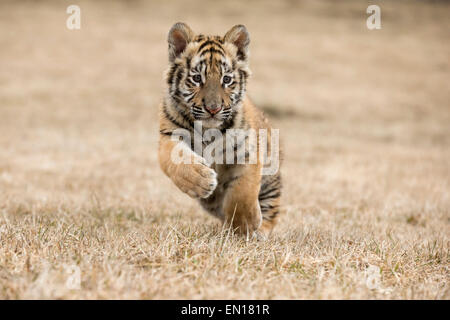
[159,23,281,237]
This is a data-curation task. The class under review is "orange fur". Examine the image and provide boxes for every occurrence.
[159,23,282,237]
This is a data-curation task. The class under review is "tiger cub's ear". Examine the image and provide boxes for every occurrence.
[168,22,195,62]
[224,25,250,61]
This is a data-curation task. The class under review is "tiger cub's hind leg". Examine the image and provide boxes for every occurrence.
[258,173,282,236]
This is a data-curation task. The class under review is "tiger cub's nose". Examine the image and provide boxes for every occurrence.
[205,105,222,115]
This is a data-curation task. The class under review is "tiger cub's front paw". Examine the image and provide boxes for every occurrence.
[173,162,218,199]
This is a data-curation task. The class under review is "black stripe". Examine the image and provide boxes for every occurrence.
[259,191,281,201]
[260,204,278,210]
[198,40,214,53]
[185,94,195,103]
[163,104,189,130]
[261,174,281,190]
[159,130,173,136]
[200,47,225,57]
[260,179,281,193]
[220,112,236,132]
[173,103,194,128]
[186,57,191,70]
[196,34,205,41]
[167,63,179,85]
[241,69,249,79]
[262,210,279,221]
[234,70,244,103]
[237,50,246,61]
[239,69,247,86]
[186,78,196,87]
[175,68,184,88]
[259,186,280,199]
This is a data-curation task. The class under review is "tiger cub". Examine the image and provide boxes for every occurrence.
[159,23,281,237]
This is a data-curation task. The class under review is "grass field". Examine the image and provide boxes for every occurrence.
[0,0,449,299]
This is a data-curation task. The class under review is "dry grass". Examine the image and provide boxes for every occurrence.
[0,0,449,299]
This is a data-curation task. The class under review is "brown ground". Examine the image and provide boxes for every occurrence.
[0,0,449,299]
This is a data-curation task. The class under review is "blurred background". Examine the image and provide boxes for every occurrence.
[0,0,448,299]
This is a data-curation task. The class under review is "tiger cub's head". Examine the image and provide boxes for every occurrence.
[166,23,251,128]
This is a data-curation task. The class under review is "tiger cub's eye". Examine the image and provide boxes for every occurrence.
[192,74,202,83]
[222,75,232,84]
